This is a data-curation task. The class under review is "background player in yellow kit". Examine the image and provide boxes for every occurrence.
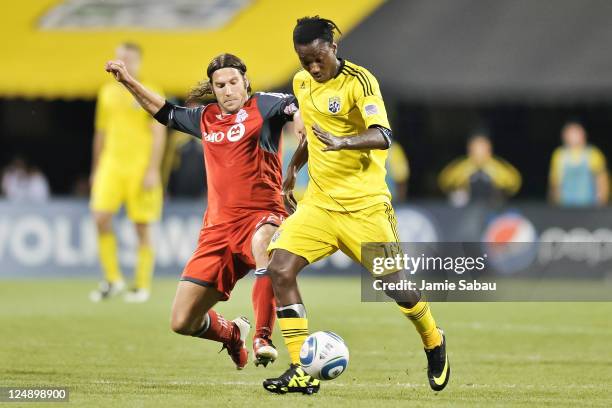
[89,43,166,303]
[263,17,449,394]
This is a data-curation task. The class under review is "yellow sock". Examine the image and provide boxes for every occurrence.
[278,317,308,364]
[398,301,442,349]
[98,232,123,283]
[134,245,155,290]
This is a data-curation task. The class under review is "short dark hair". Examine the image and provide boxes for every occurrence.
[468,129,491,145]
[563,118,585,129]
[293,16,342,46]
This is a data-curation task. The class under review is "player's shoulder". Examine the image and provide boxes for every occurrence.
[293,70,310,82]
[342,60,378,81]
[340,60,379,96]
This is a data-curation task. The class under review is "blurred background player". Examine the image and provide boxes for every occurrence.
[1,156,50,202]
[386,143,410,203]
[548,121,609,207]
[89,43,166,303]
[263,16,449,395]
[104,53,302,369]
[438,131,521,207]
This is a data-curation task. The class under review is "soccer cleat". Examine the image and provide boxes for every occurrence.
[263,364,320,395]
[123,288,150,303]
[253,336,278,367]
[221,317,250,370]
[425,328,450,392]
[89,280,125,302]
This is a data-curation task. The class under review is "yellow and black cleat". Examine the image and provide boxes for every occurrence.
[263,364,320,395]
[425,328,450,391]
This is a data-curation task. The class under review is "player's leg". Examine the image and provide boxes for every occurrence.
[263,204,337,394]
[340,202,449,391]
[170,280,250,369]
[123,222,154,302]
[125,177,163,302]
[250,223,279,366]
[89,166,125,301]
[264,249,318,394]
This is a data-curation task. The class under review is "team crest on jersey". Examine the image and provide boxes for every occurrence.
[328,96,341,114]
[300,81,306,89]
[235,109,248,123]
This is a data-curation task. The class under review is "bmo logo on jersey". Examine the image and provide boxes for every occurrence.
[203,123,246,143]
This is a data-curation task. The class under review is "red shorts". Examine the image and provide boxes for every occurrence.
[181,211,285,300]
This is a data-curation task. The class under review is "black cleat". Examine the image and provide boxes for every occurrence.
[263,364,320,395]
[425,328,450,391]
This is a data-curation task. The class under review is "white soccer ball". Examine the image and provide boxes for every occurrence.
[299,331,349,380]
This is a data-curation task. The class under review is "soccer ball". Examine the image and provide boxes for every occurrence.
[299,331,349,380]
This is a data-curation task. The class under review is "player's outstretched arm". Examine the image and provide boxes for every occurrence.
[282,135,308,213]
[105,60,165,115]
[312,124,390,151]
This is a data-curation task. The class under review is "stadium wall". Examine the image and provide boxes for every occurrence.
[0,200,610,279]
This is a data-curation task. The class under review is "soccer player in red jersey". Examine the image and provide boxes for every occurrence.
[104,53,301,369]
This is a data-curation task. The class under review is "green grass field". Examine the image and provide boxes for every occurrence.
[1,277,611,407]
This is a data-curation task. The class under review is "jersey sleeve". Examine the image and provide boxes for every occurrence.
[351,69,391,130]
[94,86,109,132]
[255,92,299,122]
[548,148,562,186]
[589,146,607,173]
[168,105,204,138]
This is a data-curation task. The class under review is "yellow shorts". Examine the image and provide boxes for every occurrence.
[268,201,401,275]
[90,164,162,223]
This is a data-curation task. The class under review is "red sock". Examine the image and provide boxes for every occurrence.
[252,272,276,338]
[199,309,234,343]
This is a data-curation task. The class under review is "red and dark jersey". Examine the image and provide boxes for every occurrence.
[167,92,298,226]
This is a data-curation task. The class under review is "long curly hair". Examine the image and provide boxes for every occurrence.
[187,53,251,103]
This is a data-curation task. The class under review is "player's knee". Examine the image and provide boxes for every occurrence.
[267,261,296,288]
[93,213,113,233]
[170,313,197,336]
[135,223,151,246]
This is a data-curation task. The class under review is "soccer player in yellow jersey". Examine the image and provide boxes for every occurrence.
[263,17,450,395]
[89,43,166,303]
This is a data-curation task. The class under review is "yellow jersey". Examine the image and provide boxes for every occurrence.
[438,156,522,196]
[293,59,392,211]
[95,81,163,171]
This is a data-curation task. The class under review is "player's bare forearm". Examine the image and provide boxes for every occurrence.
[148,122,166,170]
[288,136,309,174]
[142,122,166,190]
[596,172,609,205]
[282,137,308,214]
[312,124,389,151]
[105,60,165,115]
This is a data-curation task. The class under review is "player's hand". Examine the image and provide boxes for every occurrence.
[293,111,307,142]
[312,124,346,151]
[142,168,160,190]
[105,60,132,83]
[281,170,298,214]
